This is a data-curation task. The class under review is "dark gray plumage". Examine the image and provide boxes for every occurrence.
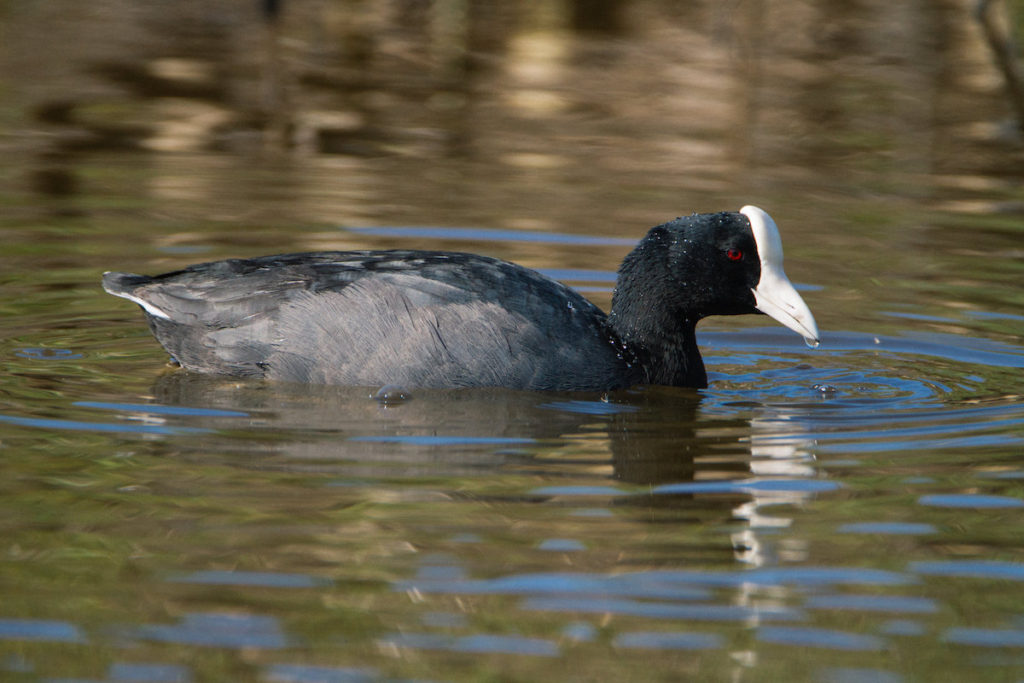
[104,251,631,390]
[102,207,819,391]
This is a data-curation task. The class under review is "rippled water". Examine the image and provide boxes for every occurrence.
[4,253,1023,682]
[3,1,1024,681]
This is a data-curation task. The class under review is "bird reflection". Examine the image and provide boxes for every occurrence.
[148,371,823,567]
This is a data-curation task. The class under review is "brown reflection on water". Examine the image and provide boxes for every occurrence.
[4,0,1018,223]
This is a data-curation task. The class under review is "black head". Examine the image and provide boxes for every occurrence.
[608,206,819,386]
[659,211,762,318]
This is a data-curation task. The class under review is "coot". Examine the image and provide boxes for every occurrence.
[103,206,819,390]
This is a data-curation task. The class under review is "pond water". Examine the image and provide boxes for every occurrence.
[2,1,1024,681]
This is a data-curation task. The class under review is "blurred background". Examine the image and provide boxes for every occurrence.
[1,0,1021,236]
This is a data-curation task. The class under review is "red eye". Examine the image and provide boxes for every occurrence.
[726,248,743,261]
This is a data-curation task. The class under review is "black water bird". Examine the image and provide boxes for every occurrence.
[102,206,819,390]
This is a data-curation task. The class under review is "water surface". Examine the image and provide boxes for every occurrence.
[2,1,1024,681]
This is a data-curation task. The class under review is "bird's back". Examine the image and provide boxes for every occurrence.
[103,251,632,390]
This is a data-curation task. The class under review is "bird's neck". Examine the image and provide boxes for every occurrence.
[606,314,706,388]
[605,229,708,388]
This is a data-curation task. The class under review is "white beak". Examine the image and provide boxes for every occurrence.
[741,206,820,347]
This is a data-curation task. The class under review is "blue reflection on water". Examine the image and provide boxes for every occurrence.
[529,485,627,496]
[264,663,378,683]
[569,508,615,517]
[807,418,1024,446]
[757,626,885,651]
[523,597,802,622]
[650,479,842,495]
[15,348,83,360]
[777,402,1024,454]
[75,401,249,418]
[965,310,1024,322]
[804,594,938,613]
[397,572,711,601]
[134,613,289,649]
[918,494,1024,509]
[0,413,209,435]
[702,328,1024,369]
[537,538,586,551]
[397,566,915,606]
[454,634,559,655]
[729,567,915,587]
[943,628,1024,647]
[169,570,331,588]
[0,618,85,643]
[381,632,559,656]
[108,662,191,682]
[540,400,640,416]
[838,522,937,535]
[613,630,724,650]
[898,331,1024,367]
[830,434,1024,454]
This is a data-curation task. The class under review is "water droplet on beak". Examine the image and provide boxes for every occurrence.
[804,337,820,349]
